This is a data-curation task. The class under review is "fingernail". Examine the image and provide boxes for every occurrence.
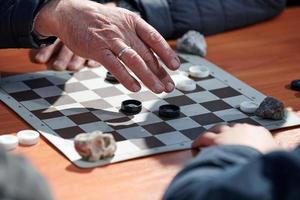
[154,83,165,93]
[132,84,141,92]
[165,82,175,93]
[171,57,180,69]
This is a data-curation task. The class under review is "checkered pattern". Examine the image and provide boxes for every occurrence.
[1,60,271,159]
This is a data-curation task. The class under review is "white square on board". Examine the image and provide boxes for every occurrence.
[156,131,190,145]
[131,112,163,126]
[33,86,63,98]
[21,99,51,111]
[2,82,30,93]
[197,79,227,90]
[214,109,248,122]
[117,127,151,140]
[187,91,219,103]
[79,122,114,133]
[180,104,210,116]
[166,117,199,130]
[68,91,100,102]
[43,116,76,129]
[55,103,89,116]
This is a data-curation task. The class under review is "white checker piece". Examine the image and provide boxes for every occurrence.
[68,90,100,102]
[214,109,248,122]
[117,127,151,140]
[21,99,51,111]
[156,132,190,146]
[166,117,199,130]
[55,103,89,116]
[33,86,63,98]
[43,116,76,129]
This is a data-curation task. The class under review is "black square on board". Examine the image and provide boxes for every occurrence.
[192,113,224,126]
[54,126,85,139]
[164,95,196,107]
[201,100,232,112]
[23,78,54,89]
[143,122,176,135]
[210,87,241,98]
[69,112,100,125]
[10,90,41,101]
[131,137,165,149]
[180,127,206,140]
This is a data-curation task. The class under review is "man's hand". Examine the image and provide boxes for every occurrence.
[34,0,180,93]
[35,39,100,70]
[192,124,281,154]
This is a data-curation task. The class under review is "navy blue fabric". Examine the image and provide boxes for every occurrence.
[163,145,300,200]
[0,0,55,48]
[136,0,286,38]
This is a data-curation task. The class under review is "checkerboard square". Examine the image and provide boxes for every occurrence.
[43,116,76,129]
[2,82,31,93]
[115,141,140,155]
[80,99,113,111]
[189,75,214,82]
[11,90,41,101]
[81,78,111,90]
[214,109,248,122]
[156,90,184,99]
[192,113,224,126]
[93,86,123,98]
[45,95,76,106]
[143,122,176,135]
[92,108,125,121]
[129,91,158,102]
[55,103,89,116]
[210,87,242,98]
[180,127,206,140]
[187,91,219,103]
[21,99,51,111]
[68,91,100,103]
[117,127,151,140]
[58,82,89,93]
[69,112,100,125]
[166,117,199,130]
[155,131,191,145]
[130,137,165,150]
[201,100,232,112]
[131,112,162,126]
[197,79,227,90]
[105,117,138,130]
[32,108,63,120]
[24,78,54,89]
[106,131,126,142]
[223,95,253,108]
[46,73,72,85]
[229,118,260,126]
[33,86,63,98]
[180,104,210,116]
[73,70,99,81]
[165,95,196,106]
[79,121,113,133]
[103,95,131,108]
[54,126,85,139]
[143,99,168,112]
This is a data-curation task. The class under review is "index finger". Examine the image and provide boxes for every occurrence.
[135,17,180,70]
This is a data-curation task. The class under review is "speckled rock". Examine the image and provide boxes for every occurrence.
[74,131,117,162]
[177,31,207,57]
[255,97,285,120]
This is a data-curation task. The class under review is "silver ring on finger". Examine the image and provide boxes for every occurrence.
[117,46,132,58]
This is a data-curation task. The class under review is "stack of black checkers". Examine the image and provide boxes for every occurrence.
[106,72,119,84]
[121,100,142,115]
[158,104,180,118]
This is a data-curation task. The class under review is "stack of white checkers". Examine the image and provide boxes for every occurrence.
[176,65,210,92]
[0,130,40,151]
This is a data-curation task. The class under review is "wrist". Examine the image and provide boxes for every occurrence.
[34,0,62,37]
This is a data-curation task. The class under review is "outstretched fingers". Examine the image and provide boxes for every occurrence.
[135,17,180,71]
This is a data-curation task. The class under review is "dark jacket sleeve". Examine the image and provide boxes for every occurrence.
[163,145,300,200]
[0,0,55,49]
[0,147,53,200]
[133,0,286,38]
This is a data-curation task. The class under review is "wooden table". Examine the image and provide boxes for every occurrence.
[0,7,300,200]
